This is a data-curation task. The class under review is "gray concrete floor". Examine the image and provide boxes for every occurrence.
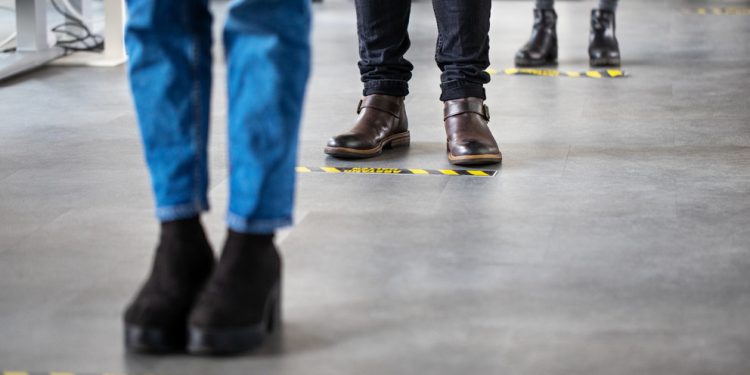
[1,0,750,374]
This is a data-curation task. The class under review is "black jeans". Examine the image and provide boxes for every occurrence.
[355,0,492,101]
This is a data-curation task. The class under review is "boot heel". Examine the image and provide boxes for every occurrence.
[385,132,410,149]
[188,281,281,355]
[266,283,282,334]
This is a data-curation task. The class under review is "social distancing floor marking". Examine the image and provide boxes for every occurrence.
[486,68,627,79]
[683,7,750,15]
[296,166,497,177]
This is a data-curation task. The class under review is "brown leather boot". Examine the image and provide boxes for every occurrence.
[325,94,410,158]
[444,98,502,165]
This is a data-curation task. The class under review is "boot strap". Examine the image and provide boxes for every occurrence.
[444,102,490,122]
[356,97,402,118]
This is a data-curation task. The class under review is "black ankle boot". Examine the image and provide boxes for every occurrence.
[124,217,215,353]
[188,230,281,355]
[515,9,558,67]
[589,9,621,67]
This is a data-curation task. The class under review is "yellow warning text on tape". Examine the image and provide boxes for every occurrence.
[488,68,627,79]
[296,167,497,177]
[345,167,402,174]
[503,68,560,77]
[685,7,750,15]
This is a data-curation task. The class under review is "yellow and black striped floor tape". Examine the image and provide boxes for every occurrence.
[683,7,750,15]
[486,68,626,78]
[296,166,497,177]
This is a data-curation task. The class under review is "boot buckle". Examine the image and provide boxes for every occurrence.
[356,99,364,114]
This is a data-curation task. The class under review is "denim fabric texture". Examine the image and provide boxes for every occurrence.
[355,0,492,101]
[125,0,311,234]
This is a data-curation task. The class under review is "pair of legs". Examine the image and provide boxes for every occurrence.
[123,0,310,355]
[355,0,491,101]
[516,0,622,67]
[325,0,502,165]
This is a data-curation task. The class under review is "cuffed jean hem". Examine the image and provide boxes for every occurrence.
[226,213,293,234]
[363,79,409,97]
[440,82,487,101]
[156,201,209,222]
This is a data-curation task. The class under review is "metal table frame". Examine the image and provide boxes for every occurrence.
[0,0,65,81]
[0,0,126,81]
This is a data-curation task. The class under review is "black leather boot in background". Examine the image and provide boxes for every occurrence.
[589,9,621,67]
[188,231,282,355]
[515,9,558,67]
[124,217,215,353]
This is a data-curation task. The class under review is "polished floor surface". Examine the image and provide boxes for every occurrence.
[1,0,749,374]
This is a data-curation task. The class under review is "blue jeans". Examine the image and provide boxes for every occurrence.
[125,0,311,234]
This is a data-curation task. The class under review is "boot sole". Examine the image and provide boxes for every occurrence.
[187,283,281,356]
[448,152,502,166]
[124,324,186,354]
[515,57,558,68]
[590,57,621,67]
[324,131,410,159]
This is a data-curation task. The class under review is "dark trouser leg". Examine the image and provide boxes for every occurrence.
[598,0,618,12]
[355,0,413,96]
[536,0,554,10]
[432,0,492,101]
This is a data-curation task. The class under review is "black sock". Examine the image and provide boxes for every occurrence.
[161,216,202,236]
[222,230,275,258]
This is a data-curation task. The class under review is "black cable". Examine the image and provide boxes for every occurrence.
[53,30,95,49]
[52,24,97,46]
[50,0,104,53]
